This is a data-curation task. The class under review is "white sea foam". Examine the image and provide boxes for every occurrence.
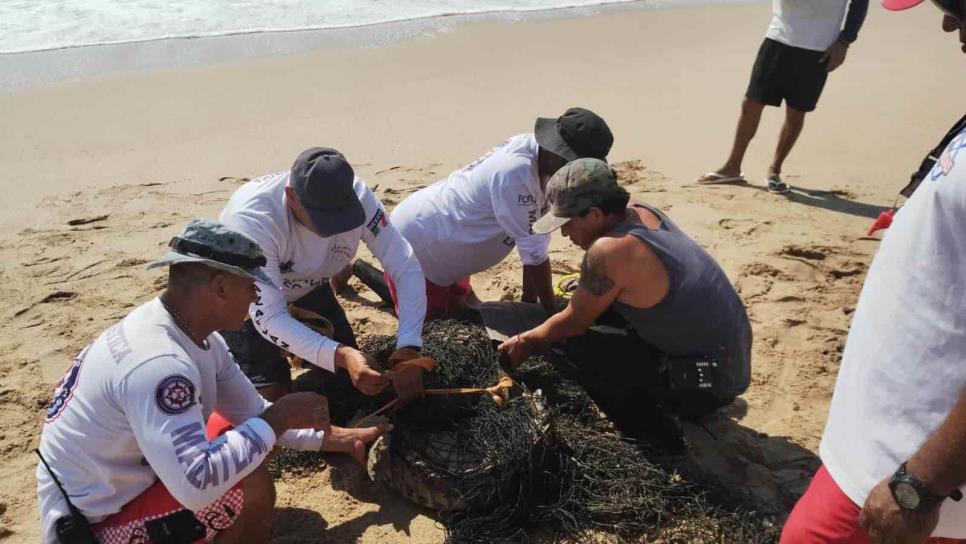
[0,0,658,54]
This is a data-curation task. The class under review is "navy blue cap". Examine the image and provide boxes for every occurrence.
[290,147,366,236]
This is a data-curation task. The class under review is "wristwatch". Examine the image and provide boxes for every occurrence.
[888,462,964,511]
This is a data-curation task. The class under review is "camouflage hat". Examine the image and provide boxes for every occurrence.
[532,158,627,235]
[146,218,277,288]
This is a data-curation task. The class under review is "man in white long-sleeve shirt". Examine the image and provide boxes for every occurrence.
[388,108,614,320]
[36,219,386,544]
[219,147,428,402]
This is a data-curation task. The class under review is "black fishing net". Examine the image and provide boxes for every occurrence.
[328,320,779,544]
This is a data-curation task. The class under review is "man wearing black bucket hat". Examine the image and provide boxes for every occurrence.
[219,148,428,403]
[379,108,613,320]
[36,218,387,544]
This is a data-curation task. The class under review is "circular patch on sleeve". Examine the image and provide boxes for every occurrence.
[155,374,197,415]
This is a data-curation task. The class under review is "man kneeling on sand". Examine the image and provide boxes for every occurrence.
[36,219,386,544]
[499,159,752,453]
[385,107,614,320]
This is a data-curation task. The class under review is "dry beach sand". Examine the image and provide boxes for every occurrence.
[1,2,965,541]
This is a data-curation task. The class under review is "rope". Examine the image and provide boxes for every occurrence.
[354,374,515,428]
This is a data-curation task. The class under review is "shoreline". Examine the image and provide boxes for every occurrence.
[1,1,963,237]
[0,0,761,90]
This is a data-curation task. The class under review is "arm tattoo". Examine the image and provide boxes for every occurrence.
[579,247,615,296]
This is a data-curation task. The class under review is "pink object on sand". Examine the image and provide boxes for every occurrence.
[867,209,896,236]
[882,0,926,10]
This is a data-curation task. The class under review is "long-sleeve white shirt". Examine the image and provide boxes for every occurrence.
[390,133,551,286]
[37,298,323,543]
[219,172,426,371]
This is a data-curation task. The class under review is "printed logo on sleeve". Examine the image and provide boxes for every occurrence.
[933,130,966,181]
[155,374,197,415]
[366,209,388,237]
[45,346,91,422]
[517,194,537,206]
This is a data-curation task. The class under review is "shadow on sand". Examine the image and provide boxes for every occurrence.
[735,181,893,220]
[682,398,820,516]
[270,456,436,543]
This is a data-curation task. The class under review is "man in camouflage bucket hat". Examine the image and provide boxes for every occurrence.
[36,218,387,544]
[146,217,278,287]
[500,159,752,453]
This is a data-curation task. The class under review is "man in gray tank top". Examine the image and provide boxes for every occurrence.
[499,158,752,453]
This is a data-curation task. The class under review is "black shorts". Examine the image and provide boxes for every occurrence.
[220,283,358,388]
[746,38,828,112]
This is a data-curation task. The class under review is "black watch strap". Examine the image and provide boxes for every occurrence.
[892,462,963,511]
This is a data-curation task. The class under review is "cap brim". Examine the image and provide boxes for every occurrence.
[532,211,572,235]
[303,196,366,237]
[882,0,925,10]
[147,252,278,289]
[534,117,579,162]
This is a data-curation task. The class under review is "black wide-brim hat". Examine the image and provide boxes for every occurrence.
[291,147,366,236]
[535,107,614,162]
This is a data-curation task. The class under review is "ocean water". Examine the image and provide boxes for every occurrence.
[0,0,658,54]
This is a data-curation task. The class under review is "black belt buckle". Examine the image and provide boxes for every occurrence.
[664,354,718,392]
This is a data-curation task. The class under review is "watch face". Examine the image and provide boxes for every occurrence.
[894,482,921,510]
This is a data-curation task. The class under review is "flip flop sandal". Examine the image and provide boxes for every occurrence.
[767,175,791,194]
[696,172,747,185]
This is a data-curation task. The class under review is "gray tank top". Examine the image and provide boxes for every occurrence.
[609,204,751,397]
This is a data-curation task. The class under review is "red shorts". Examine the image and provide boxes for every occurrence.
[782,464,964,544]
[92,416,244,544]
[386,273,472,320]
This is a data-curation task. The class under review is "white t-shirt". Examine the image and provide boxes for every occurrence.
[37,299,324,543]
[391,133,550,286]
[820,127,966,537]
[765,0,848,51]
[219,172,426,371]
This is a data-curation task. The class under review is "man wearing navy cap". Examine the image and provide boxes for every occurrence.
[219,148,428,403]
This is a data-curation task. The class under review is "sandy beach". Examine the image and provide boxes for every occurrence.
[1,1,964,541]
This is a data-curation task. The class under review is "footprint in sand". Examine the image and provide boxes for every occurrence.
[218,176,250,184]
[117,258,149,268]
[779,245,866,281]
[780,245,829,261]
[720,218,771,237]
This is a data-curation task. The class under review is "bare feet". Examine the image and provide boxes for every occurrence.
[321,424,392,465]
[329,263,354,293]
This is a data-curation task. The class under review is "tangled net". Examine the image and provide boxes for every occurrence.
[335,321,780,543]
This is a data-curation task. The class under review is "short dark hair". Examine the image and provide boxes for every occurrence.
[168,262,218,287]
[579,189,630,218]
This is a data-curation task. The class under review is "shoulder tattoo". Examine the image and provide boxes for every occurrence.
[579,247,615,296]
